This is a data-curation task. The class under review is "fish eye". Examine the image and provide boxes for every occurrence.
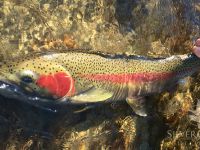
[19,70,38,84]
[21,75,34,83]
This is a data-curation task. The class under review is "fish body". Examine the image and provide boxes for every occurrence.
[0,51,200,116]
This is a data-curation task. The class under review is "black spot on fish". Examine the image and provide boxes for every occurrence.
[9,69,13,73]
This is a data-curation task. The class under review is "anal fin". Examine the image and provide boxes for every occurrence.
[126,96,147,117]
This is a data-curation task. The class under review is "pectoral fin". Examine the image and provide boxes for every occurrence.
[126,96,147,117]
[70,88,113,103]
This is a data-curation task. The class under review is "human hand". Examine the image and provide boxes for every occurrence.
[192,38,200,57]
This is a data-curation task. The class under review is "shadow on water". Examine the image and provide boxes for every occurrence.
[0,94,134,149]
[0,95,102,148]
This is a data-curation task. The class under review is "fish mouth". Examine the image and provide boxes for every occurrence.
[0,74,55,99]
[0,80,96,113]
[0,80,65,111]
[0,80,47,101]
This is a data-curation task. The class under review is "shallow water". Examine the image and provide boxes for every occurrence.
[0,0,200,149]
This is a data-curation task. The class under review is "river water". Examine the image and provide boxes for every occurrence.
[0,0,200,149]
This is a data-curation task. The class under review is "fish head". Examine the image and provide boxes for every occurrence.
[0,57,75,99]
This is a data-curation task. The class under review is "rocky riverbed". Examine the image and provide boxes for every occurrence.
[0,0,200,149]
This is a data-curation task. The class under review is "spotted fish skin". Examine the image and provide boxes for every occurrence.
[42,53,200,98]
[1,51,200,116]
[0,52,200,102]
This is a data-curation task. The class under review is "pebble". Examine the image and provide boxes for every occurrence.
[43,4,50,11]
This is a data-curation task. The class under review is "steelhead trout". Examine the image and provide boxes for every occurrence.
[0,51,200,116]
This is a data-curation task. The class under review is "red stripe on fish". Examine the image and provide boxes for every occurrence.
[36,72,75,98]
[79,72,176,83]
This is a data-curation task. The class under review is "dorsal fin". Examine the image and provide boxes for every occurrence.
[86,51,166,60]
[1,47,167,63]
